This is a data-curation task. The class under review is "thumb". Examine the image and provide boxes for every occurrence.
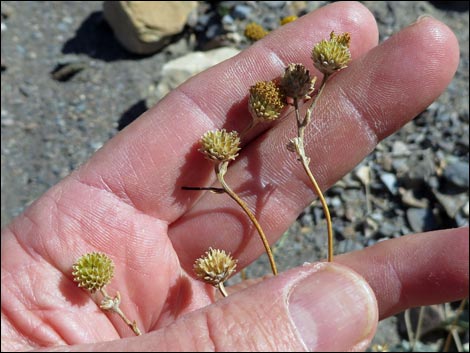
[60,263,378,352]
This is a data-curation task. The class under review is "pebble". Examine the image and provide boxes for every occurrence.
[336,240,364,254]
[380,172,398,195]
[399,188,429,208]
[463,201,469,217]
[206,24,222,39]
[379,221,398,237]
[391,141,411,156]
[432,189,468,218]
[1,118,15,127]
[443,160,469,189]
[221,14,234,26]
[406,208,437,233]
[355,165,371,186]
[232,4,252,19]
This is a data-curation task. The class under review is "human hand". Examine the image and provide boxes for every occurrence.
[1,2,468,351]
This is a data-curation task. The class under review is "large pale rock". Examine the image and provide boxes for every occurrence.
[103,1,198,54]
[148,47,240,105]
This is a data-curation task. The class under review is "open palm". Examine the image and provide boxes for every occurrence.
[2,3,468,351]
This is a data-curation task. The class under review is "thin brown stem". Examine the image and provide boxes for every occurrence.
[215,161,278,275]
[292,75,334,262]
[411,306,425,352]
[443,298,468,352]
[100,288,142,336]
[113,305,142,336]
[217,282,228,297]
[239,119,257,141]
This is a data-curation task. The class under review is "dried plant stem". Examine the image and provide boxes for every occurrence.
[404,308,414,347]
[215,161,278,275]
[411,306,425,352]
[292,75,334,262]
[217,282,229,297]
[240,268,248,280]
[100,288,142,336]
[239,119,257,141]
[443,298,468,352]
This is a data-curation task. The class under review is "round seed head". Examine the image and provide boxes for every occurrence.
[194,247,237,286]
[72,252,114,293]
[280,63,317,100]
[311,31,351,75]
[244,22,269,41]
[249,80,285,121]
[199,129,241,162]
[280,15,297,26]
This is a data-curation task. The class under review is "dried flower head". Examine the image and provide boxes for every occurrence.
[200,129,241,162]
[249,80,285,121]
[72,252,115,293]
[280,15,298,25]
[194,247,237,286]
[244,22,269,41]
[280,63,317,100]
[311,31,351,75]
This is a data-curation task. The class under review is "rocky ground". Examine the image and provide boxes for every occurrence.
[1,1,468,351]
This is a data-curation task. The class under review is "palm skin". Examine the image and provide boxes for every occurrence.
[1,2,468,351]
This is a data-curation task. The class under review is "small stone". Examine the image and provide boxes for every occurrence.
[341,225,356,239]
[336,240,364,254]
[379,222,398,237]
[380,154,394,172]
[150,47,240,105]
[51,62,87,82]
[392,157,409,175]
[330,196,342,208]
[443,160,469,189]
[206,24,222,39]
[289,1,307,14]
[406,208,437,233]
[380,172,398,195]
[432,189,468,219]
[399,188,429,208]
[455,212,469,227]
[232,4,252,19]
[1,3,14,18]
[221,14,234,26]
[391,141,411,156]
[1,118,15,127]
[370,211,384,223]
[463,201,469,217]
[355,165,371,186]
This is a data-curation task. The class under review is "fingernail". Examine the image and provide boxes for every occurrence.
[288,265,377,351]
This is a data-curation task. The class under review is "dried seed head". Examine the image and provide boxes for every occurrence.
[249,80,285,121]
[194,247,237,286]
[72,252,114,293]
[280,63,317,100]
[311,31,351,75]
[331,31,351,47]
[280,15,297,26]
[244,22,269,41]
[199,129,241,162]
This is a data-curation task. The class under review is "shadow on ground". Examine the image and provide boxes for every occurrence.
[62,11,146,62]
